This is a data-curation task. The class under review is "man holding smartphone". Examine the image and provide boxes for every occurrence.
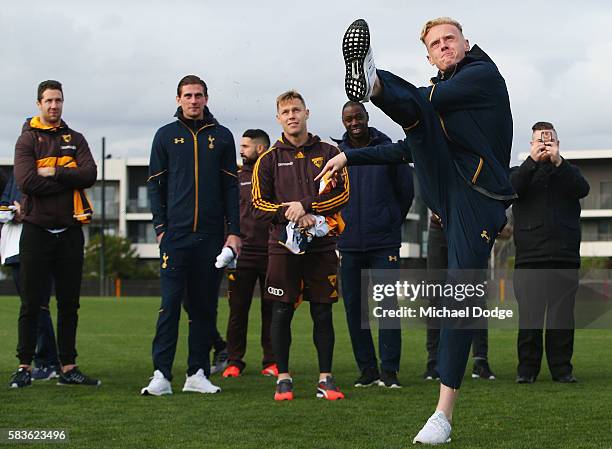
[510,121,589,384]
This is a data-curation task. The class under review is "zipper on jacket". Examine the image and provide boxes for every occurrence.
[177,121,214,232]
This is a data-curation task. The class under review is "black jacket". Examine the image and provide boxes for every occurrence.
[147,107,239,236]
[333,128,413,252]
[510,157,589,266]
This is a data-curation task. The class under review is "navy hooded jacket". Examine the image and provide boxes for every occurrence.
[147,107,240,237]
[334,128,413,252]
[345,45,516,207]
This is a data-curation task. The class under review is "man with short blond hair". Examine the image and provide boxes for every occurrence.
[319,17,515,444]
[252,90,349,401]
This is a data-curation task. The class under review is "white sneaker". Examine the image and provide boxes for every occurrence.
[182,369,221,394]
[141,370,172,396]
[343,19,377,102]
[413,411,452,444]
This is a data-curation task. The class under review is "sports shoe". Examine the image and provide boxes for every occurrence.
[210,348,229,375]
[471,360,496,380]
[412,411,452,445]
[32,366,59,381]
[182,369,221,394]
[222,365,242,378]
[8,367,32,389]
[141,370,173,396]
[423,367,440,381]
[261,363,279,377]
[354,367,379,387]
[274,378,294,401]
[553,374,578,383]
[316,376,345,400]
[516,375,535,384]
[343,19,377,102]
[57,367,101,386]
[378,370,402,388]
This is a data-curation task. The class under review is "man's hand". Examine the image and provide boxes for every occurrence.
[225,234,242,257]
[314,152,347,181]
[282,201,306,222]
[37,167,56,177]
[297,214,316,229]
[529,140,549,163]
[543,140,562,167]
[12,201,24,223]
[156,232,164,245]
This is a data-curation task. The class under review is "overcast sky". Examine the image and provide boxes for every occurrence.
[1,0,610,164]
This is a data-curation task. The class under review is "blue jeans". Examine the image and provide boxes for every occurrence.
[340,248,401,372]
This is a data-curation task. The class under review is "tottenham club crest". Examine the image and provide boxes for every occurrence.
[208,135,215,150]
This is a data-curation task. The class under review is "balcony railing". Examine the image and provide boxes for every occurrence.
[126,199,150,213]
[581,232,612,242]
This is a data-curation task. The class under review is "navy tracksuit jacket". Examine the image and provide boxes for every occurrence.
[344,46,515,388]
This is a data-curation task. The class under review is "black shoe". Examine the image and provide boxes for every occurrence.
[378,370,402,388]
[343,19,376,102]
[8,367,32,389]
[472,360,496,380]
[354,367,380,387]
[553,374,578,383]
[516,375,536,384]
[210,348,229,375]
[423,367,440,381]
[57,367,101,386]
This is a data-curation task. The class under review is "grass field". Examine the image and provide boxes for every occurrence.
[0,295,610,449]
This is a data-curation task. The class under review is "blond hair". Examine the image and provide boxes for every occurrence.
[420,17,463,44]
[276,90,306,110]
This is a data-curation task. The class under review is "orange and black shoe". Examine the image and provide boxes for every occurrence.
[261,363,279,377]
[222,365,242,378]
[316,376,345,401]
[274,378,294,401]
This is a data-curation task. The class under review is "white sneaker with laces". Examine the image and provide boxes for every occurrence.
[413,411,452,445]
[141,370,172,396]
[182,369,221,394]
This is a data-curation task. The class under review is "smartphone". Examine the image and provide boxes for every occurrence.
[541,130,554,145]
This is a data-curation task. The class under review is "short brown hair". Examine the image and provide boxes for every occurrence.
[276,90,306,110]
[177,75,208,97]
[37,80,63,101]
[420,17,463,44]
[532,121,555,132]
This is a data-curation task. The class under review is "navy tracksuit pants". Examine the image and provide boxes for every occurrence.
[152,231,224,380]
[340,248,401,373]
[373,70,507,389]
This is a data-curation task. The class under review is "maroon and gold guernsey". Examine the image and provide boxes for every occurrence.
[251,133,349,255]
[238,162,269,256]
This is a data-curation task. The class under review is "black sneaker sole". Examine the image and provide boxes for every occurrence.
[343,19,371,101]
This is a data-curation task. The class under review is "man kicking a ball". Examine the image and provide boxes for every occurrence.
[318,17,516,444]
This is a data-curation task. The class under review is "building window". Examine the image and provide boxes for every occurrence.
[128,221,157,244]
[601,182,612,209]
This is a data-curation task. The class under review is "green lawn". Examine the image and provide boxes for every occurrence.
[0,296,610,449]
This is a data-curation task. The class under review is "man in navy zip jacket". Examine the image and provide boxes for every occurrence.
[319,17,516,444]
[334,101,413,389]
[141,75,241,396]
